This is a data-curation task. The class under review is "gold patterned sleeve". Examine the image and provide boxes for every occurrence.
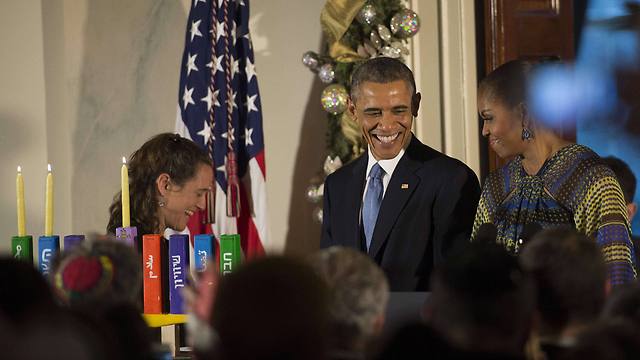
[573,173,636,286]
[470,186,491,242]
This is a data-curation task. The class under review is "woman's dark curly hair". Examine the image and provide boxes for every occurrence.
[107,133,211,236]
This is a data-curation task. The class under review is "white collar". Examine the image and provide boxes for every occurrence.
[365,138,409,179]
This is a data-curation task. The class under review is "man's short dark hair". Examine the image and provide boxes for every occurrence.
[602,156,637,204]
[520,228,606,335]
[350,57,416,102]
[428,242,535,355]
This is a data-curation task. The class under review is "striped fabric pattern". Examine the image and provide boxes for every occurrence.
[472,144,636,285]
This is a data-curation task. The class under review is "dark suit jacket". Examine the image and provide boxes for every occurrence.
[320,136,480,291]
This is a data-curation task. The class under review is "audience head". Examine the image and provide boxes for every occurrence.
[520,228,606,338]
[376,323,453,360]
[211,256,330,360]
[602,283,640,328]
[601,156,637,221]
[426,241,535,355]
[51,236,142,311]
[563,320,640,360]
[107,133,212,235]
[308,246,389,353]
[0,257,58,325]
[348,57,420,160]
[11,310,113,360]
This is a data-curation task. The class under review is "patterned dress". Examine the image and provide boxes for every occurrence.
[472,144,636,286]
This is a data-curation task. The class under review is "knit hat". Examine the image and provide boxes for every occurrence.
[54,254,114,302]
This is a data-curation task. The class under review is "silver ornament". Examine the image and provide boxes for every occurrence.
[313,207,324,223]
[318,63,335,84]
[356,4,377,26]
[302,51,320,70]
[323,156,343,175]
[391,41,410,55]
[377,24,392,42]
[381,46,401,58]
[389,9,421,38]
[320,84,349,114]
[370,31,383,49]
[363,40,378,57]
[306,185,322,203]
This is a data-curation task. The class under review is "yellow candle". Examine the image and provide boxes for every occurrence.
[16,166,26,236]
[121,156,130,228]
[45,164,54,236]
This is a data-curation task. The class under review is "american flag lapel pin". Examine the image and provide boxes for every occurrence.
[401,183,409,189]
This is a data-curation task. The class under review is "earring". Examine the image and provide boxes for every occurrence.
[158,199,166,207]
[521,127,534,141]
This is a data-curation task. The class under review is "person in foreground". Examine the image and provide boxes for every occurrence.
[206,257,330,360]
[520,228,608,360]
[425,241,535,359]
[107,132,213,237]
[321,57,480,291]
[309,246,389,359]
[473,59,636,286]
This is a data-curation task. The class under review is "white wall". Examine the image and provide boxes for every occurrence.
[251,0,327,254]
[0,1,50,251]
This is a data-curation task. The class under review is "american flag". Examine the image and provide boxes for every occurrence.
[175,0,266,259]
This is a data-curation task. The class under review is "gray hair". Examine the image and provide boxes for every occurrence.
[309,246,389,345]
[350,57,416,102]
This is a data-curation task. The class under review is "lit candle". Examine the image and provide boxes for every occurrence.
[121,156,130,228]
[16,166,26,237]
[45,164,54,236]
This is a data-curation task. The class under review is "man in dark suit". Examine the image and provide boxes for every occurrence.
[320,57,480,291]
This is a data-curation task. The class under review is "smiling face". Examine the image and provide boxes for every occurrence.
[478,91,527,159]
[349,80,420,160]
[158,163,213,232]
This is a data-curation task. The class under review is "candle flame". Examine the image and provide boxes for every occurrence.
[122,156,127,165]
[17,165,22,173]
[47,163,52,172]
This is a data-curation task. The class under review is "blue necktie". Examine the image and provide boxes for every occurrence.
[363,163,385,251]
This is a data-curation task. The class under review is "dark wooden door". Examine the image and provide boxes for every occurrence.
[480,0,576,173]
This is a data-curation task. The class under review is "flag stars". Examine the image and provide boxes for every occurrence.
[231,91,238,109]
[247,94,259,113]
[215,20,226,42]
[244,128,254,146]
[231,56,240,77]
[221,127,236,142]
[207,54,224,74]
[216,159,226,176]
[246,59,256,82]
[190,20,203,42]
[182,86,195,110]
[193,0,206,8]
[186,53,198,75]
[231,22,238,46]
[201,87,220,111]
[197,121,213,144]
[243,32,253,49]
